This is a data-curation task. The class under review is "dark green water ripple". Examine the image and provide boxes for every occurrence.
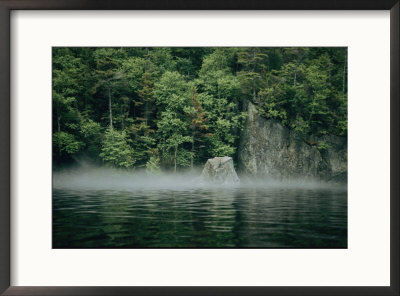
[53,187,347,248]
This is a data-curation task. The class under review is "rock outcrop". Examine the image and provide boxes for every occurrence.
[200,156,240,185]
[238,102,347,183]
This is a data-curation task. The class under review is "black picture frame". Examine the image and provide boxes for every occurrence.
[0,1,399,295]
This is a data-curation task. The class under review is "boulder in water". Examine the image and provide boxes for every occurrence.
[200,156,240,185]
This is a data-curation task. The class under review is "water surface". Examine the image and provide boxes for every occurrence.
[53,183,347,248]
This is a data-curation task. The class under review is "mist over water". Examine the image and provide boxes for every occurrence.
[53,165,345,191]
[53,165,347,248]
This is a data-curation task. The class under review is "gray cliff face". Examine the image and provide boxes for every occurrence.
[238,102,347,183]
[200,156,240,185]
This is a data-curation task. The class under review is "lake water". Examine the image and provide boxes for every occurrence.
[53,177,347,248]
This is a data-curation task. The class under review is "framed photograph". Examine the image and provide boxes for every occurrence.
[1,1,399,295]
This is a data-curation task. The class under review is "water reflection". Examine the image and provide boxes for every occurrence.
[53,186,347,248]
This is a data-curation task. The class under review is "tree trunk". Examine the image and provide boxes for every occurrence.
[252,48,257,102]
[144,101,148,125]
[121,105,125,130]
[191,132,195,168]
[57,115,61,133]
[57,114,61,158]
[253,82,256,102]
[343,51,347,100]
[108,86,113,130]
[308,95,316,131]
[174,145,177,173]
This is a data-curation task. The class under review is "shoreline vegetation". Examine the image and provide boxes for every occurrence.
[53,47,347,176]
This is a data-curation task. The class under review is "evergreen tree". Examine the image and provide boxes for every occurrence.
[52,48,85,161]
[92,48,126,129]
[154,71,193,172]
[100,129,135,168]
[197,49,246,159]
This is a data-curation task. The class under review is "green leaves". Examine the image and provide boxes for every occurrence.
[53,132,84,155]
[121,57,147,93]
[257,48,347,137]
[146,155,161,175]
[99,129,135,168]
[153,71,195,170]
[196,49,245,160]
[154,71,189,108]
[52,47,347,169]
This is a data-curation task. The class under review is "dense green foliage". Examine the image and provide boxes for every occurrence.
[53,47,347,170]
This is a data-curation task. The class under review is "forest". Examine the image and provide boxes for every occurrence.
[52,47,347,172]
